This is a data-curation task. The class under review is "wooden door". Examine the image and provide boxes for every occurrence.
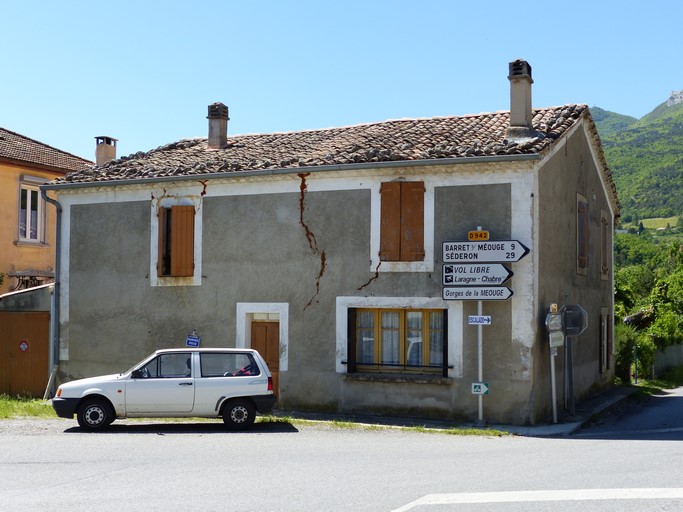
[251,322,280,403]
[0,311,50,396]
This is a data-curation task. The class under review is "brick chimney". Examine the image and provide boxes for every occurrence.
[207,102,229,149]
[95,136,117,166]
[506,59,536,140]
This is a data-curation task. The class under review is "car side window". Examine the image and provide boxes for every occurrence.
[139,353,191,378]
[200,353,260,378]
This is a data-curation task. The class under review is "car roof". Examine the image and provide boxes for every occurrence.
[153,348,257,355]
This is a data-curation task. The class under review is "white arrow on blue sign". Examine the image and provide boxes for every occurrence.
[443,263,513,286]
[442,240,530,263]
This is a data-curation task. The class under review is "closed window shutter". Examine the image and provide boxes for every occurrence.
[400,181,425,261]
[157,207,168,277]
[379,182,401,261]
[578,201,589,269]
[170,205,195,277]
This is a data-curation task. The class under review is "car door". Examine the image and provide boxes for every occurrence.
[125,352,195,414]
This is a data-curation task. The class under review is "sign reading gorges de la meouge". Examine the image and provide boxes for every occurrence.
[442,240,530,263]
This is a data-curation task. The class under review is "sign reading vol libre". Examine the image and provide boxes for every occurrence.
[441,238,529,301]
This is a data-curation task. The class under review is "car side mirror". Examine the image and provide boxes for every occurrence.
[131,369,143,379]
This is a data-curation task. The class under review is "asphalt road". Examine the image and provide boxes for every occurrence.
[2,390,683,512]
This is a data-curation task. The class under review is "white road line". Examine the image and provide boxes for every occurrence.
[391,488,683,511]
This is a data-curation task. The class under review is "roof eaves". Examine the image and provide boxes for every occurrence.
[41,152,542,191]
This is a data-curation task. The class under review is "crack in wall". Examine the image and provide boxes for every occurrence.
[298,172,326,310]
[357,260,381,290]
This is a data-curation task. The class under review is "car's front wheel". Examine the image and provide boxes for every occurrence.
[77,398,115,432]
[222,399,256,431]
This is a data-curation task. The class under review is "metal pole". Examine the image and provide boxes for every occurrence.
[550,347,558,424]
[477,299,484,425]
[567,336,575,416]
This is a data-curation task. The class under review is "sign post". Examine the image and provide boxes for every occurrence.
[442,228,530,426]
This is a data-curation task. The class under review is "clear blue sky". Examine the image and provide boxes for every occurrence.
[2,1,682,161]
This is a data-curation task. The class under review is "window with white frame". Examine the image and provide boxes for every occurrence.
[347,308,446,375]
[19,178,46,242]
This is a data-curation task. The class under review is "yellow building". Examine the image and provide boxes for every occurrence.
[0,128,91,294]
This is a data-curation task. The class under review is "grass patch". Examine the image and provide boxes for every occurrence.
[0,395,56,419]
[623,365,683,398]
[0,398,507,436]
[640,216,679,230]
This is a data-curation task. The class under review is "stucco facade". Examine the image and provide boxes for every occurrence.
[42,62,618,424]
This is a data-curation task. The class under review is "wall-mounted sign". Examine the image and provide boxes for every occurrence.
[472,382,489,395]
[443,263,513,286]
[442,240,530,263]
[19,340,29,352]
[186,334,200,348]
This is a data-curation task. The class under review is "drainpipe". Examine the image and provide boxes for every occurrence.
[41,188,61,397]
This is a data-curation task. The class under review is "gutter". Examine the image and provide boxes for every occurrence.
[40,187,62,394]
[41,153,541,191]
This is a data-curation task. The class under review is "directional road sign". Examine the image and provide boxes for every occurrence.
[472,382,489,395]
[443,286,513,301]
[443,263,513,286]
[442,240,530,263]
[468,315,492,325]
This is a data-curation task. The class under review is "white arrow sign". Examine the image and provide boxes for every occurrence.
[472,382,489,395]
[442,286,513,301]
[468,315,492,325]
[443,263,513,286]
[442,240,530,263]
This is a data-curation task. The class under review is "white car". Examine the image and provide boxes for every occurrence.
[53,348,276,431]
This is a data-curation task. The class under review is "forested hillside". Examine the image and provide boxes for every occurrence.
[593,97,683,222]
[596,93,683,380]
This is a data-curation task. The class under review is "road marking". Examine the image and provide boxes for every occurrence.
[391,488,683,511]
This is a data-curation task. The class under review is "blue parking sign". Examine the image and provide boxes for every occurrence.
[186,334,200,347]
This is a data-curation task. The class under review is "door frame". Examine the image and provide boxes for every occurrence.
[236,303,288,373]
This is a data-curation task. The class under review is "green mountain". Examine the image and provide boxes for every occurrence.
[593,93,683,222]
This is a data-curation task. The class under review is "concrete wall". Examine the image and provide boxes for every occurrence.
[535,123,616,420]
[56,148,610,425]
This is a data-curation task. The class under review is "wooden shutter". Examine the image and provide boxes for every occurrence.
[379,182,401,261]
[400,181,425,261]
[157,207,168,277]
[347,308,357,373]
[578,200,589,269]
[170,205,195,277]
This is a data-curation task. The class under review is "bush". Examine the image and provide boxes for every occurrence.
[614,323,655,382]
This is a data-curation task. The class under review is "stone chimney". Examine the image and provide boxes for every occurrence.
[506,59,537,140]
[207,102,229,149]
[95,136,117,166]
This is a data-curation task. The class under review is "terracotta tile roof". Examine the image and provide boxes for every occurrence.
[57,105,592,185]
[0,127,92,173]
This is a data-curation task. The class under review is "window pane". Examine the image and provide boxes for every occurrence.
[357,311,375,364]
[20,188,28,238]
[406,311,422,366]
[381,312,399,365]
[429,311,444,366]
[29,189,39,239]
[159,353,191,377]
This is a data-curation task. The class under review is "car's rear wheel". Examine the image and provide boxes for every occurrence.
[222,399,256,430]
[77,398,115,432]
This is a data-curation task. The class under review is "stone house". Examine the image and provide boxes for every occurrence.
[42,60,619,425]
